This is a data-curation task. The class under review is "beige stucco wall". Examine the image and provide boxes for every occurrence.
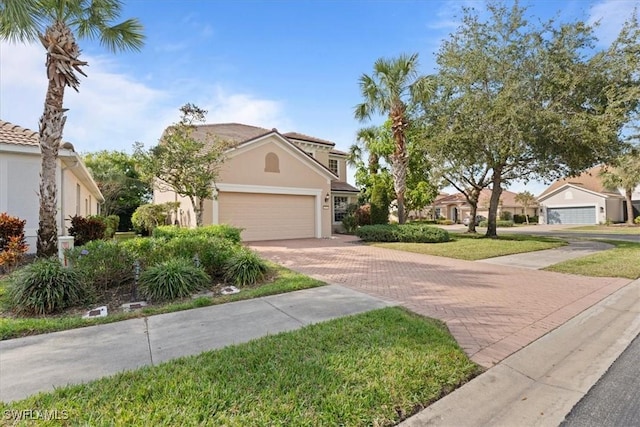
[605,198,624,223]
[152,135,334,238]
[153,185,195,228]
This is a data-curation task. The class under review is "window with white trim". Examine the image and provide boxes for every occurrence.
[328,159,338,176]
[333,196,348,222]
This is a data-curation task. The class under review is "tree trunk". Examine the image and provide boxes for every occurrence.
[36,21,86,257]
[37,76,66,257]
[626,188,634,225]
[466,188,481,233]
[390,108,408,224]
[189,196,203,227]
[486,174,503,238]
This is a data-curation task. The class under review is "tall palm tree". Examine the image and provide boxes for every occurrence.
[0,0,144,256]
[355,53,433,224]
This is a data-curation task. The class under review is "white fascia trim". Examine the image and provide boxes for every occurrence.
[542,203,597,209]
[214,183,323,238]
[0,143,39,155]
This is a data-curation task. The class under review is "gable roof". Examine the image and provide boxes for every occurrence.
[434,189,537,207]
[283,132,335,147]
[190,123,273,145]
[538,166,620,198]
[0,120,39,147]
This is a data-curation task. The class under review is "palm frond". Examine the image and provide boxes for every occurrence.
[99,18,145,52]
[0,0,44,41]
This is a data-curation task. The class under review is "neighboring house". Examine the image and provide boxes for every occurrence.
[537,165,639,224]
[153,123,359,241]
[0,120,104,251]
[427,189,538,223]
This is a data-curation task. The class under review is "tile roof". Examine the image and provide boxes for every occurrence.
[434,189,537,207]
[282,132,335,147]
[331,181,359,192]
[0,120,39,146]
[538,166,620,197]
[191,123,273,145]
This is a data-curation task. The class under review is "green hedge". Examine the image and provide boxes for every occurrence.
[153,225,242,244]
[478,220,515,228]
[356,224,450,243]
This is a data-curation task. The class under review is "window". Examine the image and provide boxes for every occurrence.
[264,152,280,173]
[329,159,338,176]
[333,196,348,222]
[76,184,81,215]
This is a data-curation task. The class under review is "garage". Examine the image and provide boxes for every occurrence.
[547,206,596,224]
[218,192,316,241]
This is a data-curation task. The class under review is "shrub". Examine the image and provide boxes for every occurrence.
[354,204,371,226]
[132,203,177,234]
[0,212,26,252]
[139,258,210,301]
[159,235,237,277]
[370,180,390,225]
[153,224,242,244]
[67,215,106,246]
[635,216,640,225]
[499,211,513,221]
[102,215,120,239]
[120,237,165,268]
[224,248,269,286]
[436,219,454,225]
[66,240,135,290]
[478,220,514,228]
[356,224,450,243]
[0,235,28,273]
[6,258,86,315]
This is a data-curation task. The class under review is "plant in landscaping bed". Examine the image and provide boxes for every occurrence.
[66,240,135,291]
[356,224,450,243]
[224,248,269,286]
[635,216,640,225]
[159,235,237,277]
[5,258,87,315]
[67,215,107,246]
[153,224,242,244]
[0,236,28,274]
[478,219,514,228]
[139,258,210,301]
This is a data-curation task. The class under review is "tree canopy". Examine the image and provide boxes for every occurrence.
[136,104,229,227]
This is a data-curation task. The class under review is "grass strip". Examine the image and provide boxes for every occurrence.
[544,240,640,279]
[0,307,480,426]
[0,263,323,341]
[373,234,566,260]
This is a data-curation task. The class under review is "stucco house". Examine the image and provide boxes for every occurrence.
[0,120,104,251]
[537,166,640,224]
[153,123,359,241]
[427,189,538,223]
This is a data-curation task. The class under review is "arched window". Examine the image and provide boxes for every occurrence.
[264,152,280,173]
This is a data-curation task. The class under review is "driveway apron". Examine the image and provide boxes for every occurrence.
[250,236,631,368]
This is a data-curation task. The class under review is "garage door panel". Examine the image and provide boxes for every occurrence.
[218,192,315,241]
[547,206,595,224]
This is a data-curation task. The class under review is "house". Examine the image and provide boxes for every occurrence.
[0,120,104,251]
[537,166,640,224]
[428,189,538,223]
[153,123,359,241]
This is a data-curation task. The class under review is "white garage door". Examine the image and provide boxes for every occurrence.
[218,192,316,241]
[547,206,596,224]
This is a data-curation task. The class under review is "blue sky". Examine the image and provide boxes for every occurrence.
[0,0,638,195]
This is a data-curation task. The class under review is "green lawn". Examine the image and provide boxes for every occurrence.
[544,240,640,279]
[0,308,480,426]
[564,225,640,234]
[0,263,324,341]
[372,234,566,260]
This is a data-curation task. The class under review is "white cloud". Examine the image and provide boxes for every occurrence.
[588,0,640,46]
[0,41,293,154]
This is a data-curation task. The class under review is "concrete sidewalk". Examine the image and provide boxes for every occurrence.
[477,240,614,269]
[401,278,640,427]
[0,285,392,403]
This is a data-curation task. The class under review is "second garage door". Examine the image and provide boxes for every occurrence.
[218,192,316,241]
[547,206,596,224]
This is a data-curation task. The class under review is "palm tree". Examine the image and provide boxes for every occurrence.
[514,191,536,224]
[355,53,433,224]
[0,0,144,256]
[600,152,640,225]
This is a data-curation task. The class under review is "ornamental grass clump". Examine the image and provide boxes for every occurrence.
[224,248,269,286]
[6,258,86,315]
[139,258,210,301]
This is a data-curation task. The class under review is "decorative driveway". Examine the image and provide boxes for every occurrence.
[250,235,631,368]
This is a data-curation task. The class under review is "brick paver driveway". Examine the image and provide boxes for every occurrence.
[250,235,631,368]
